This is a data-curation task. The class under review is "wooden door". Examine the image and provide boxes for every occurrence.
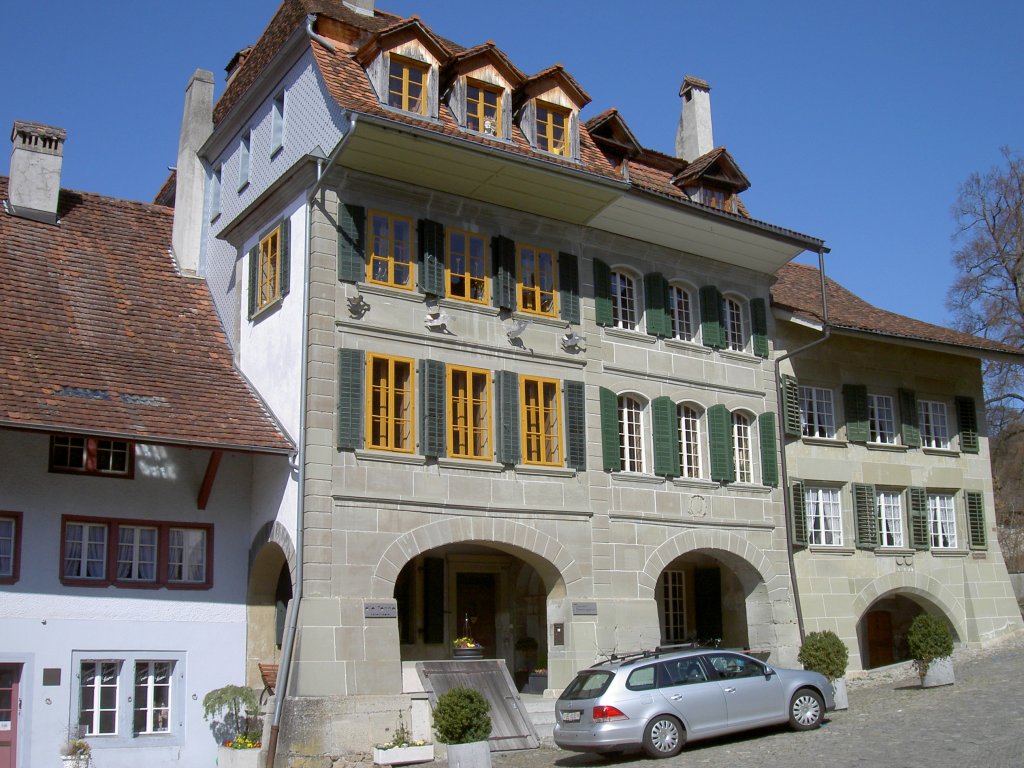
[456,573,496,656]
[694,567,723,642]
[0,664,20,768]
[866,611,893,667]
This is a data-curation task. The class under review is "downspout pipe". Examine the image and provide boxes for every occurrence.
[266,111,356,768]
[774,249,830,646]
[306,14,337,53]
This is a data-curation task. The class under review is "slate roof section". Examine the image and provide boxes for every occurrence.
[773,262,1024,357]
[0,176,293,452]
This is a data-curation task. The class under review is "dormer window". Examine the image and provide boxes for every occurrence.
[388,55,429,115]
[467,79,502,137]
[536,101,570,156]
[698,187,736,213]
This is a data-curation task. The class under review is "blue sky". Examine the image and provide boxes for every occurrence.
[3,1,1021,328]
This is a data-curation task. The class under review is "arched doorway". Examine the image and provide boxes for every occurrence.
[246,536,294,689]
[857,593,959,669]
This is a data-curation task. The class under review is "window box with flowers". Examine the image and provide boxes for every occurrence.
[373,713,434,766]
[452,636,483,659]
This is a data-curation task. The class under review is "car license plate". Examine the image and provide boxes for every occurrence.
[562,710,581,722]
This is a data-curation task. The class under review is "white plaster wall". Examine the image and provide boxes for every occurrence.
[0,429,257,768]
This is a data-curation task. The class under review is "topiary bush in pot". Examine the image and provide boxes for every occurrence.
[797,630,848,681]
[907,614,954,683]
[432,687,491,745]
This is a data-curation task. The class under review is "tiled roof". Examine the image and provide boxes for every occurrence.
[0,176,293,452]
[773,262,1024,357]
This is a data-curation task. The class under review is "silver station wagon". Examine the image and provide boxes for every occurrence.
[553,647,835,759]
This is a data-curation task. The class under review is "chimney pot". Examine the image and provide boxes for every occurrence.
[675,75,714,161]
[8,121,66,224]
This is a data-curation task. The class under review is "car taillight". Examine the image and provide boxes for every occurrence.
[592,705,628,722]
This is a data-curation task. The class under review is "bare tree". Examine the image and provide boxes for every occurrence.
[947,148,1024,572]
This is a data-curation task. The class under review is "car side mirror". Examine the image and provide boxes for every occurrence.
[763,666,776,679]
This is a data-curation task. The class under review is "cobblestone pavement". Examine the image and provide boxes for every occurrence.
[480,632,1024,768]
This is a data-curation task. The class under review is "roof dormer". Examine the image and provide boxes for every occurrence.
[442,42,525,141]
[355,18,450,120]
[514,65,590,161]
[585,109,642,177]
[670,147,751,214]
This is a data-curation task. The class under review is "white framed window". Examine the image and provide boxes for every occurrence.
[723,296,746,352]
[210,165,221,220]
[669,285,697,342]
[918,400,950,449]
[168,527,208,584]
[133,661,173,734]
[868,394,896,444]
[0,515,17,580]
[116,526,158,582]
[238,131,251,189]
[271,91,285,153]
[732,411,753,483]
[806,486,843,546]
[800,386,836,439]
[64,522,108,580]
[610,271,638,330]
[877,490,904,548]
[928,493,957,549]
[79,661,121,735]
[661,570,687,644]
[678,404,703,479]
[618,395,646,472]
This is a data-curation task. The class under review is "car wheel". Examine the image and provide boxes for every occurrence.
[642,714,684,758]
[789,688,824,730]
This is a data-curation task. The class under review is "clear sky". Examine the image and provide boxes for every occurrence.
[3,0,1021,329]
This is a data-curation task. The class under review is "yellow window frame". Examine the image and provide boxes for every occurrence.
[466,79,502,137]
[520,376,562,466]
[257,226,281,311]
[447,366,492,460]
[516,243,558,317]
[536,101,570,157]
[368,210,415,290]
[366,354,415,453]
[446,228,489,304]
[387,54,429,115]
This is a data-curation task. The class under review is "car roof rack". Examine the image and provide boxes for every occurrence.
[594,643,705,668]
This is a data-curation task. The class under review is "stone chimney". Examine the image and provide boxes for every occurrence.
[675,75,713,162]
[171,69,214,276]
[7,121,66,224]
[343,0,374,15]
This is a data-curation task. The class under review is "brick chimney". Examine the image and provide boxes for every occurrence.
[171,69,214,276]
[7,121,66,224]
[675,75,713,162]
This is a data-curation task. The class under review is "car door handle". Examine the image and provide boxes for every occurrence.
[723,687,736,693]
[670,694,683,701]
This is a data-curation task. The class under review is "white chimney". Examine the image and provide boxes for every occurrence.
[171,69,215,276]
[343,0,374,15]
[8,121,66,224]
[675,75,713,161]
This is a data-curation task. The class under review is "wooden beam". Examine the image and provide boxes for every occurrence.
[197,450,223,510]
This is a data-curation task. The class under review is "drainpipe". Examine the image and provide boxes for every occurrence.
[774,249,830,645]
[265,111,356,768]
[305,14,337,53]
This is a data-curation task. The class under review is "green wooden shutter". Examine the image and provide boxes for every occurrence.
[247,245,259,319]
[593,258,612,326]
[908,487,930,550]
[758,412,778,487]
[417,219,445,296]
[644,273,670,338]
[853,483,878,550]
[559,252,580,324]
[599,387,620,471]
[496,370,520,464]
[419,359,446,458]
[337,348,365,450]
[956,396,980,454]
[781,375,802,437]
[337,204,365,283]
[278,216,291,298]
[707,404,734,483]
[750,298,769,358]
[965,491,987,549]
[492,236,516,310]
[790,479,808,547]
[843,384,869,443]
[699,285,724,349]
[564,380,586,471]
[651,396,680,478]
[899,389,920,448]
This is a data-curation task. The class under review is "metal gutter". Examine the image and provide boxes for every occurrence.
[265,110,357,768]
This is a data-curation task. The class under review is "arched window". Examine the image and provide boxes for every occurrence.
[618,395,645,472]
[732,411,753,483]
[678,404,703,479]
[611,270,638,330]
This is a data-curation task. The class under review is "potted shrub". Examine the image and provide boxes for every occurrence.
[202,684,264,768]
[60,736,91,768]
[373,712,433,766]
[907,614,954,687]
[433,686,492,768]
[797,630,850,709]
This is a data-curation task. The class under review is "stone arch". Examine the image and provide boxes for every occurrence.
[370,517,582,599]
[249,519,296,580]
[852,571,967,642]
[245,521,296,688]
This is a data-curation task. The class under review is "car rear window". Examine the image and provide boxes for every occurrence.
[560,670,614,700]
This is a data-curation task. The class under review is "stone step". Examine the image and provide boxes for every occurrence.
[517,694,557,744]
